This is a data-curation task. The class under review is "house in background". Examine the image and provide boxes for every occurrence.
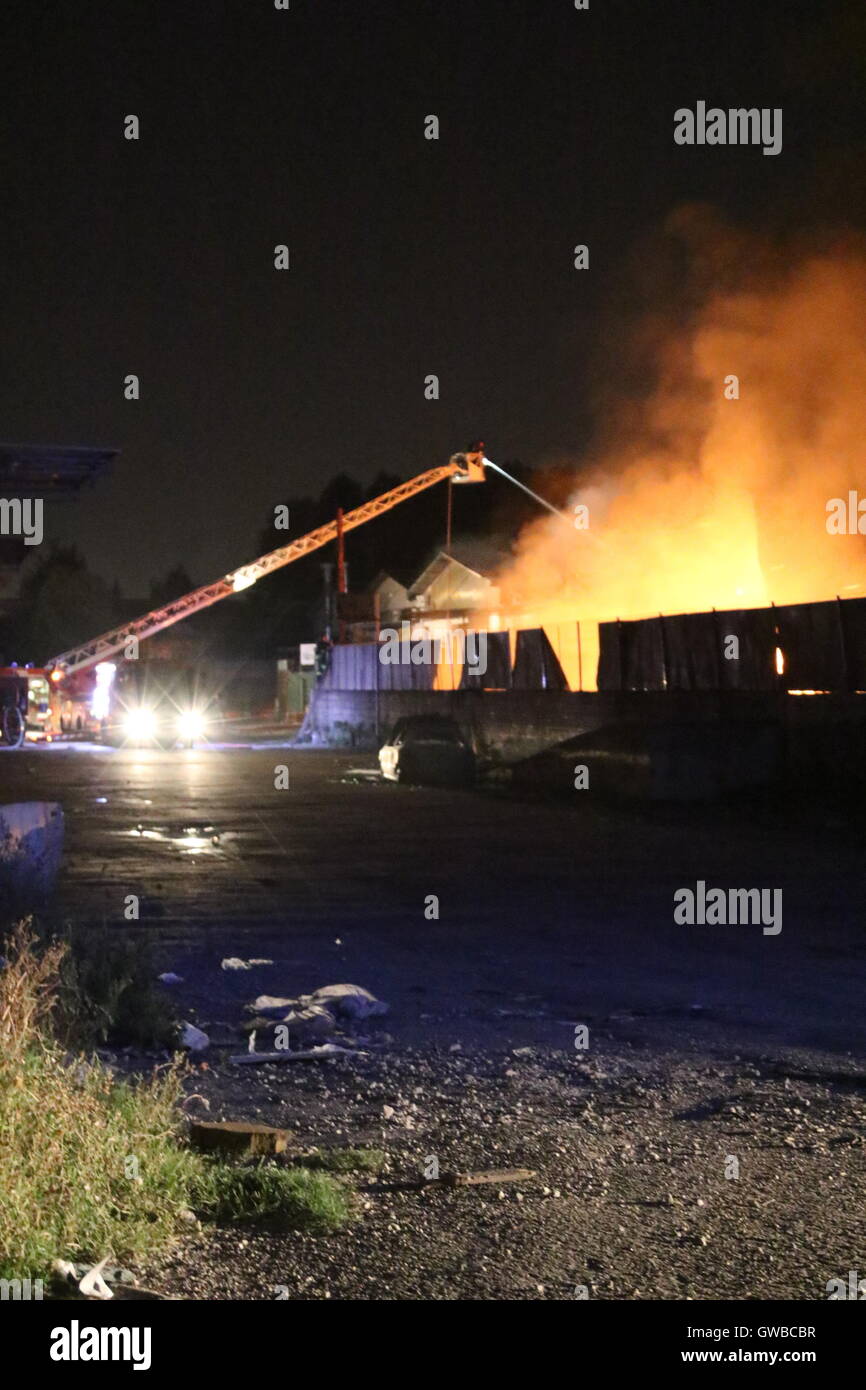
[371,571,411,626]
[405,542,502,629]
[338,544,505,651]
[338,570,411,643]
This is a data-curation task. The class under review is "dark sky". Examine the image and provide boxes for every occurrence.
[0,0,863,593]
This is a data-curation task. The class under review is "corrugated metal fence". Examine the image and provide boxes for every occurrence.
[317,597,866,694]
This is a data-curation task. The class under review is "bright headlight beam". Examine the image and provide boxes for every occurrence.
[177,710,206,740]
[124,707,156,740]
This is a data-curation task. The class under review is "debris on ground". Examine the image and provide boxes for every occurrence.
[181,1022,210,1052]
[51,1259,165,1301]
[189,1120,291,1157]
[247,983,388,1024]
[158,972,183,984]
[78,1256,114,1300]
[379,1167,536,1192]
[221,957,274,971]
[230,1042,363,1064]
[306,983,389,1020]
[243,1003,337,1038]
[435,1167,536,1188]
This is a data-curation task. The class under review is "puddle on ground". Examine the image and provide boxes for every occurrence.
[116,823,233,855]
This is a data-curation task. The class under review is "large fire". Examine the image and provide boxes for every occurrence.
[490,211,866,689]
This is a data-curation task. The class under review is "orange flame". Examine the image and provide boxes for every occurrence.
[490,213,866,688]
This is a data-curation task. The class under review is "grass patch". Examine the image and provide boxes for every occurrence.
[0,923,352,1283]
[52,923,178,1049]
[193,1162,350,1232]
[0,923,202,1282]
[303,1147,387,1175]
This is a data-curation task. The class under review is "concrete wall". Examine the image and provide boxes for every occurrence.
[299,685,866,789]
[300,687,783,756]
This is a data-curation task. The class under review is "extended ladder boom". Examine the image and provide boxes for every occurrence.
[48,457,482,675]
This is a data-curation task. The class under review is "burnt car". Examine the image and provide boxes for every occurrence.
[378,715,475,786]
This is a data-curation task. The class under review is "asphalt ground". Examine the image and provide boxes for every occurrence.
[3,742,866,1299]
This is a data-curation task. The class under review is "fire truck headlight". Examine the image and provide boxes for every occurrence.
[124,707,156,740]
[177,709,206,741]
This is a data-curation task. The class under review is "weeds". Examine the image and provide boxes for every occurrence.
[193,1162,350,1232]
[0,923,352,1285]
[0,923,201,1282]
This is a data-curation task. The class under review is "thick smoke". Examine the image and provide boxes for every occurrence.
[497,209,866,634]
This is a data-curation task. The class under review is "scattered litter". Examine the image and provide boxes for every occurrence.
[230,1043,362,1064]
[248,984,388,1023]
[78,1257,114,1301]
[382,1167,536,1193]
[221,956,273,971]
[247,1004,338,1039]
[180,1092,211,1112]
[158,972,183,985]
[306,983,388,1020]
[244,1007,337,1042]
[439,1168,535,1189]
[248,995,294,1015]
[181,1022,209,1052]
[52,1259,163,1300]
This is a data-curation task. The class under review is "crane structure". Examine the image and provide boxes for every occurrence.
[47,450,486,677]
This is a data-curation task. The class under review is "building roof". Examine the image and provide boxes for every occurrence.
[0,443,118,496]
[406,538,507,599]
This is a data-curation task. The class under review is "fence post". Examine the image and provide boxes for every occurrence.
[711,607,723,690]
[658,612,669,691]
[837,595,852,693]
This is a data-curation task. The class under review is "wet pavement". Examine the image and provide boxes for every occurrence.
[5,741,866,1299]
[2,741,865,1059]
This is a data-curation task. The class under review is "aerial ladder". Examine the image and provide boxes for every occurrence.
[46,448,487,678]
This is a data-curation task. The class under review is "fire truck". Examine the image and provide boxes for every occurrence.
[0,448,488,746]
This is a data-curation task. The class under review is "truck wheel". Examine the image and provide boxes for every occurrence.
[2,706,25,748]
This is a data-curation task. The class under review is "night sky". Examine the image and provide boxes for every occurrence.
[1,0,863,594]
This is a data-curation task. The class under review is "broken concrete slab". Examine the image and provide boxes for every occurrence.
[189,1120,291,1156]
